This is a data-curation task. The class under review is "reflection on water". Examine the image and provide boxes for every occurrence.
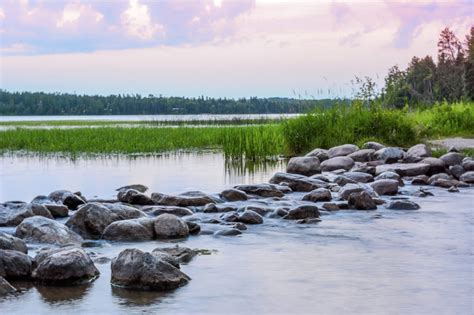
[112,286,171,307]
[34,283,92,304]
[0,152,285,201]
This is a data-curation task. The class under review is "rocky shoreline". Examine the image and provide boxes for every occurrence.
[1,141,473,295]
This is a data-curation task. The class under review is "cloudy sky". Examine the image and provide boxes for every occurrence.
[0,0,472,98]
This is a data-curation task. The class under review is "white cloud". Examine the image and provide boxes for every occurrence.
[121,0,164,40]
[56,3,104,28]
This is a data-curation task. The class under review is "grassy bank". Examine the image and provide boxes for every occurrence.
[0,102,472,160]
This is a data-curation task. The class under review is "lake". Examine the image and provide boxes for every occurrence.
[0,152,473,314]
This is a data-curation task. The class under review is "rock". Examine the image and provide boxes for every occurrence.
[448,186,460,193]
[406,144,431,161]
[185,221,201,235]
[48,190,85,210]
[117,189,154,206]
[374,171,403,185]
[310,174,330,182]
[462,157,474,171]
[111,248,190,291]
[0,202,53,227]
[154,214,189,239]
[328,144,359,158]
[339,184,364,200]
[0,249,33,279]
[320,156,355,172]
[237,210,263,224]
[33,246,100,285]
[234,184,285,197]
[322,203,341,211]
[103,203,147,219]
[440,152,464,166]
[142,206,193,217]
[0,277,16,295]
[348,191,377,210]
[286,156,321,176]
[449,165,466,179]
[362,141,385,151]
[351,164,376,176]
[270,208,288,218]
[283,205,320,220]
[243,205,272,216]
[305,148,329,162]
[220,211,239,222]
[459,171,474,183]
[343,171,373,183]
[116,184,148,193]
[153,246,197,264]
[375,163,430,177]
[66,203,120,240]
[102,219,155,241]
[302,188,332,202]
[203,203,237,213]
[420,157,446,176]
[152,191,217,207]
[411,175,429,185]
[374,147,405,163]
[334,175,356,186]
[0,232,28,253]
[214,228,242,236]
[15,216,83,245]
[386,200,420,210]
[219,189,248,201]
[269,173,326,192]
[296,218,321,224]
[348,149,375,162]
[369,179,399,195]
[432,178,460,188]
[31,196,69,218]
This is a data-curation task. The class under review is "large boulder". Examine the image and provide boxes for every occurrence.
[460,171,474,183]
[411,175,429,185]
[283,205,320,220]
[0,202,53,227]
[405,144,431,162]
[237,210,263,225]
[116,184,148,193]
[348,149,375,162]
[369,179,399,195]
[0,232,27,253]
[374,147,405,163]
[31,195,69,218]
[449,165,466,180]
[421,158,446,176]
[0,249,33,279]
[305,148,329,162]
[219,189,248,201]
[339,183,364,200]
[362,141,385,151]
[0,277,16,295]
[462,157,474,171]
[234,183,286,197]
[348,191,377,210]
[111,248,190,291]
[66,203,120,240]
[439,152,464,166]
[154,214,189,239]
[343,172,373,183]
[375,163,430,177]
[117,189,154,205]
[320,156,355,172]
[142,206,193,217]
[48,190,85,210]
[386,200,420,210]
[374,171,403,186]
[302,188,332,202]
[102,219,155,241]
[151,191,217,207]
[286,156,321,176]
[328,144,359,158]
[15,216,83,245]
[269,173,326,192]
[33,246,100,285]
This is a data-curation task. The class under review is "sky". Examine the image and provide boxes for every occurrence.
[0,0,472,99]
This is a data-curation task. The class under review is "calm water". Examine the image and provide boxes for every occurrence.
[0,153,473,314]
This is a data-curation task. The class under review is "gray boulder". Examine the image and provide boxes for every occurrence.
[237,210,263,224]
[102,219,155,241]
[343,171,373,183]
[269,172,326,192]
[234,184,285,197]
[406,144,431,161]
[320,156,355,172]
[283,205,320,220]
[440,152,464,166]
[203,203,237,213]
[348,149,375,162]
[219,189,248,201]
[302,188,332,202]
[374,147,405,163]
[339,183,364,200]
[66,203,120,239]
[152,246,197,264]
[369,179,399,195]
[111,248,190,291]
[142,206,193,217]
[154,214,189,239]
[0,202,53,227]
[362,141,385,151]
[328,144,359,158]
[375,163,430,177]
[152,191,217,207]
[462,157,474,171]
[0,232,28,253]
[214,228,242,236]
[286,156,321,176]
[48,190,85,210]
[449,165,466,179]
[116,184,148,193]
[459,171,474,184]
[0,277,16,295]
[117,189,154,205]
[305,148,329,162]
[374,171,403,186]
[411,175,429,185]
[33,246,100,285]
[0,249,33,279]
[386,200,420,210]
[31,195,69,218]
[421,157,446,176]
[348,191,377,210]
[15,216,83,245]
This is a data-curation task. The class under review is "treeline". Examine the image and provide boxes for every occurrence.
[0,92,342,115]
[381,27,474,107]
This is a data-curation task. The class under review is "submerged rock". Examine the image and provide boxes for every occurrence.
[214,228,242,236]
[111,248,190,291]
[33,246,100,285]
[283,205,320,220]
[15,216,83,245]
[237,210,263,225]
[386,200,420,210]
